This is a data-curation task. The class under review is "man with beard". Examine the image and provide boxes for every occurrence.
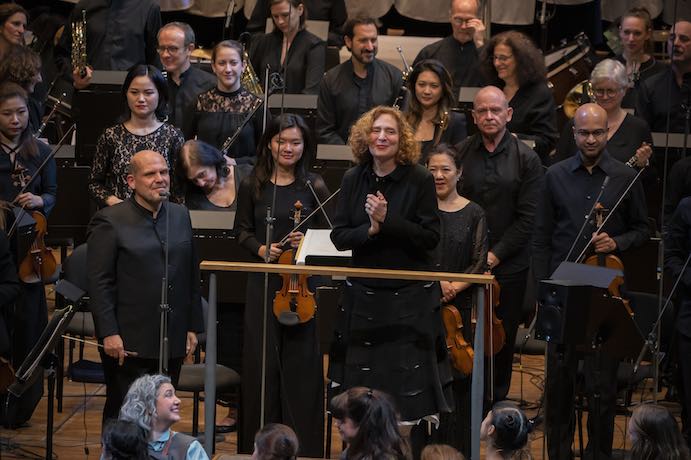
[316,17,404,144]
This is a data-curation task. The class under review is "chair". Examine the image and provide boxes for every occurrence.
[55,243,105,412]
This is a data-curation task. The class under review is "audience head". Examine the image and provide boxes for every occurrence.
[179,140,230,193]
[449,0,479,44]
[329,387,408,460]
[619,7,653,57]
[406,59,455,127]
[573,103,608,161]
[349,106,420,166]
[426,143,463,198]
[157,22,195,77]
[211,40,245,92]
[480,401,532,459]
[472,86,512,140]
[481,31,546,87]
[120,374,175,437]
[589,59,628,114]
[101,419,149,460]
[628,404,690,460]
[344,17,378,66]
[0,45,42,93]
[0,4,27,47]
[269,0,307,35]
[121,64,168,122]
[251,423,299,460]
[421,443,464,460]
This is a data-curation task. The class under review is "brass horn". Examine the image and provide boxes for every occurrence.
[71,9,88,77]
[241,47,263,97]
[562,80,594,119]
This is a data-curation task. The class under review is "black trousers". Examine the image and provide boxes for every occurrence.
[99,351,182,426]
[545,343,619,460]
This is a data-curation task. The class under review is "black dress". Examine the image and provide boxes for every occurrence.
[615,55,668,110]
[183,164,251,212]
[507,80,558,165]
[185,87,262,165]
[233,172,329,457]
[250,29,326,95]
[329,161,453,422]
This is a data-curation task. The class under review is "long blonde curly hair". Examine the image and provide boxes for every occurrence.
[348,106,421,165]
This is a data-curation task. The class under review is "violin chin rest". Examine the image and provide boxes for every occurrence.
[278,311,300,326]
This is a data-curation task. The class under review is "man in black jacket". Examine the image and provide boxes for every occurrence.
[316,17,403,144]
[87,150,203,424]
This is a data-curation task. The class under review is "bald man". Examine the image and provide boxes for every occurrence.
[533,104,649,459]
[88,150,203,425]
[413,0,487,102]
[455,86,543,403]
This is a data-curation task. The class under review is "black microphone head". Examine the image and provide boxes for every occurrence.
[602,176,610,187]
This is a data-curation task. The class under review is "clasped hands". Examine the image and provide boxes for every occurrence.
[366,191,387,236]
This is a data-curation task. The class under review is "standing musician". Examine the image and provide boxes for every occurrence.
[233,114,329,457]
[479,31,558,166]
[184,40,262,166]
[157,22,215,132]
[413,0,487,102]
[427,143,487,456]
[0,4,27,59]
[454,86,543,404]
[316,17,403,145]
[329,106,453,435]
[249,0,326,95]
[87,150,203,426]
[533,103,649,460]
[88,65,183,208]
[404,60,468,163]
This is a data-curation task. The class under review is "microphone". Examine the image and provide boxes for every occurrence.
[562,176,610,264]
[306,180,333,229]
[632,338,651,374]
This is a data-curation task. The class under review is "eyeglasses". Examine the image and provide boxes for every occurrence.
[492,54,513,63]
[592,87,623,98]
[575,129,608,138]
[156,46,181,55]
[451,17,474,26]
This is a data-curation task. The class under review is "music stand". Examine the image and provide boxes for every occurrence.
[6,281,83,458]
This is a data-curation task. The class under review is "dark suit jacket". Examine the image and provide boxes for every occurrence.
[87,198,203,359]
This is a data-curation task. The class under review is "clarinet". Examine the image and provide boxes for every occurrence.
[393,46,411,110]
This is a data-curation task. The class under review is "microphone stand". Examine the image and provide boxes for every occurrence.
[158,191,171,374]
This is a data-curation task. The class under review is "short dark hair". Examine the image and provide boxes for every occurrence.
[254,423,299,460]
[158,21,195,46]
[121,64,169,121]
[101,420,149,460]
[488,401,533,454]
[343,17,377,40]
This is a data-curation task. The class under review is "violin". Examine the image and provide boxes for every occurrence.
[481,275,506,356]
[441,304,474,376]
[273,201,317,326]
[583,203,633,315]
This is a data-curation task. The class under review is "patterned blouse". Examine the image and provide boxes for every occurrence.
[88,123,184,207]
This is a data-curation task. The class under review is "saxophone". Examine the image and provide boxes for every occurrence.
[393,46,411,110]
[241,48,263,97]
[71,9,88,77]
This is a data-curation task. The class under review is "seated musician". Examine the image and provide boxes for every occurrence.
[479,31,558,165]
[533,103,649,460]
[0,45,44,134]
[0,4,27,59]
[233,113,329,457]
[404,60,468,163]
[249,0,326,95]
[427,143,487,456]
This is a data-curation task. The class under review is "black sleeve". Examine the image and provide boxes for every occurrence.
[465,206,488,275]
[247,0,269,33]
[37,142,58,216]
[446,112,468,146]
[515,85,558,163]
[635,79,654,127]
[234,177,262,258]
[87,211,120,339]
[532,171,556,282]
[330,170,370,250]
[611,175,649,252]
[553,119,577,164]
[303,39,326,95]
[185,210,204,333]
[316,75,346,144]
[665,199,691,289]
[145,3,162,67]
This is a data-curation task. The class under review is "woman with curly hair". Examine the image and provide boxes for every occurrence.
[628,404,690,460]
[480,30,557,165]
[330,387,410,460]
[251,423,299,460]
[330,106,453,430]
[0,45,43,133]
[404,59,467,162]
[480,401,533,460]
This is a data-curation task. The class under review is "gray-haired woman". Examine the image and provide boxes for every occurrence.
[119,374,209,460]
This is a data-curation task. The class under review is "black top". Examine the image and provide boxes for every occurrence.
[247,0,347,46]
[455,131,543,275]
[665,156,691,225]
[56,0,161,72]
[87,198,204,359]
[507,80,558,165]
[0,140,57,216]
[330,162,440,287]
[413,36,486,103]
[636,67,687,133]
[234,172,330,259]
[533,150,649,281]
[614,55,668,109]
[435,202,487,286]
[185,87,263,165]
[554,113,652,165]
[0,230,19,311]
[317,59,403,144]
[250,29,326,95]
[418,111,468,163]
[184,164,251,212]
[664,196,691,335]
[166,66,216,132]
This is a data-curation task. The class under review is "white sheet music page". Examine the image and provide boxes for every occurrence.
[296,229,352,265]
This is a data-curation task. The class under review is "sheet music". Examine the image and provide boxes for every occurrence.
[296,229,351,265]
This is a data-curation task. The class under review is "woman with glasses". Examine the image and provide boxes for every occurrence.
[404,59,467,163]
[249,0,326,95]
[480,30,557,165]
[554,59,652,167]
